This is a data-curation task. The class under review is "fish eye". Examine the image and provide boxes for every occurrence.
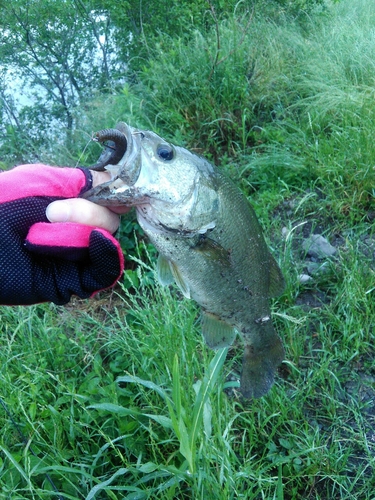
[157,144,174,161]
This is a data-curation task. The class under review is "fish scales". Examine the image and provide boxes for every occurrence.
[147,172,285,398]
[83,123,285,398]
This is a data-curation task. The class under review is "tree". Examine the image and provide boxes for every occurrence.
[0,0,120,162]
[0,0,317,165]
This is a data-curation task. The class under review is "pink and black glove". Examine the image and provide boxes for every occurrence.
[0,164,124,305]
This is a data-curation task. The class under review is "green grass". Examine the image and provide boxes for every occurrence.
[2,0,375,498]
[1,241,375,498]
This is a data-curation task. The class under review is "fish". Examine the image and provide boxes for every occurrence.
[83,122,285,398]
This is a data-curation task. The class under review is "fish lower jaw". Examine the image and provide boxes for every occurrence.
[136,209,167,236]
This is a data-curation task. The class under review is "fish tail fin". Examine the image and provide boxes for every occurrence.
[240,325,284,399]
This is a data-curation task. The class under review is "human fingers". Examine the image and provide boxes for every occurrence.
[46,198,120,234]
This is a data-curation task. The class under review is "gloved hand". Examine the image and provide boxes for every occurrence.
[0,164,124,305]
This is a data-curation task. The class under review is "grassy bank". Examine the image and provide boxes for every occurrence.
[1,0,375,498]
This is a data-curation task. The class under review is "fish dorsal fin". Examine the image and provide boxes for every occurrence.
[157,254,191,298]
[157,254,175,286]
[268,256,285,298]
[201,312,237,349]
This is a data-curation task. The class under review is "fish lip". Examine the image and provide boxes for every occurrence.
[111,123,142,185]
[83,123,144,205]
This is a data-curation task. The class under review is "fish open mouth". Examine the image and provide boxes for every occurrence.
[90,122,134,172]
[90,125,128,171]
[82,122,143,205]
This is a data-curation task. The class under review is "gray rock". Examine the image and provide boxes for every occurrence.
[298,273,313,284]
[302,234,337,259]
[307,261,330,275]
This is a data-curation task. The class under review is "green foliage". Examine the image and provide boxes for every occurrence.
[0,0,119,164]
[271,0,327,14]
[97,0,244,67]
[2,1,375,499]
[121,8,321,160]
[0,0,334,165]
[115,346,228,476]
[1,244,375,498]
[110,0,372,217]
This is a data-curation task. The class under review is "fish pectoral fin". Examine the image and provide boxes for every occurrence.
[156,254,175,286]
[193,237,231,266]
[169,261,191,299]
[156,255,190,298]
[268,256,285,298]
[201,312,237,349]
[156,254,190,299]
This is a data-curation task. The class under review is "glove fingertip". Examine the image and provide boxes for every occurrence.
[88,229,124,289]
[27,222,93,248]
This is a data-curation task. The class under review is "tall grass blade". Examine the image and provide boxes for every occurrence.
[116,375,167,400]
[86,467,128,500]
[172,354,182,420]
[190,348,228,451]
[0,446,31,486]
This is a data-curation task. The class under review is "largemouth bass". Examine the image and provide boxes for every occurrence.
[83,122,285,398]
